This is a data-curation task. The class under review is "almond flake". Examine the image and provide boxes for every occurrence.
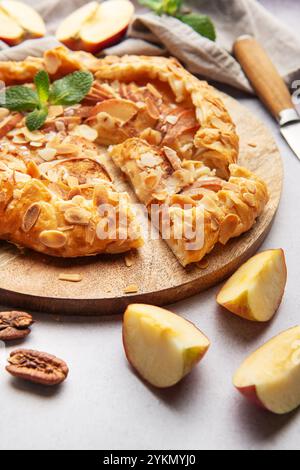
[146,83,162,99]
[55,121,66,133]
[163,146,181,171]
[71,125,98,142]
[0,108,9,121]
[38,148,57,162]
[23,128,44,142]
[48,106,64,120]
[22,203,41,233]
[39,230,67,249]
[58,273,83,283]
[30,141,43,148]
[64,207,91,225]
[12,136,27,144]
[242,192,256,208]
[166,115,179,125]
[124,284,139,294]
[140,152,162,168]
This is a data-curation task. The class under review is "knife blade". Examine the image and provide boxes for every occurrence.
[280,119,300,161]
[233,36,300,161]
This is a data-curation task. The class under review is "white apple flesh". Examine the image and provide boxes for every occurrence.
[0,9,23,45]
[56,0,135,53]
[0,1,46,45]
[123,304,210,388]
[234,326,300,414]
[217,249,287,322]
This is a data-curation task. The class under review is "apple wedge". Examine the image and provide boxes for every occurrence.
[123,304,210,388]
[217,249,287,322]
[234,326,300,414]
[0,1,46,45]
[56,0,135,53]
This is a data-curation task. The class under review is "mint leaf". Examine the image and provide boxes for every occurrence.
[138,0,164,14]
[49,71,93,106]
[162,0,182,15]
[26,108,48,131]
[34,70,50,106]
[2,86,39,111]
[178,13,216,41]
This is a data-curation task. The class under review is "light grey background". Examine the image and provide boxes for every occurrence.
[0,0,300,450]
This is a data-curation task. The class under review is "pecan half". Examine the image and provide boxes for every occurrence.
[0,311,34,341]
[6,350,69,386]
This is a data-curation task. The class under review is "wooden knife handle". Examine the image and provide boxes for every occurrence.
[233,35,294,121]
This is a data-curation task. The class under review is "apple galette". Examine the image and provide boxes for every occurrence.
[0,47,268,266]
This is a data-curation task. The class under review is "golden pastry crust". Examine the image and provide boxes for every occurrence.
[0,47,267,265]
[0,47,101,85]
[0,114,143,258]
[0,48,239,177]
[111,139,269,266]
[95,55,239,178]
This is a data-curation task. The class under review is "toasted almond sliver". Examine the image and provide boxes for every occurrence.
[146,83,163,99]
[22,203,41,233]
[30,141,43,148]
[166,115,179,125]
[0,108,9,121]
[163,146,181,171]
[38,147,57,161]
[140,152,162,168]
[242,192,256,208]
[124,284,139,294]
[51,143,78,155]
[39,230,67,249]
[59,273,83,282]
[71,125,98,142]
[48,105,64,120]
[64,207,91,225]
[23,128,44,142]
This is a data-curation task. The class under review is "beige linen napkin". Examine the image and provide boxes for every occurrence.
[0,0,299,93]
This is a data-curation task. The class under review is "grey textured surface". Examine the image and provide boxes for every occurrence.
[0,0,300,451]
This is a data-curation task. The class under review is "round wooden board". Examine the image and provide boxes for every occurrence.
[0,93,283,315]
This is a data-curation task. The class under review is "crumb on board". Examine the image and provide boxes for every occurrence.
[125,254,134,267]
[197,259,209,270]
[248,142,257,148]
[124,284,139,294]
[58,273,83,282]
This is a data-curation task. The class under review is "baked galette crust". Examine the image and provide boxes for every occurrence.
[0,47,268,266]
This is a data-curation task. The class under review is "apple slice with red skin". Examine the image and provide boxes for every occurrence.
[0,1,46,45]
[217,249,287,322]
[123,304,210,388]
[234,326,300,414]
[56,0,135,53]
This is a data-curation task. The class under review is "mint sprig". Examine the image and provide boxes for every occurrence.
[138,0,216,41]
[34,70,50,106]
[178,13,216,42]
[4,87,39,112]
[26,108,49,132]
[1,70,93,131]
[49,71,93,106]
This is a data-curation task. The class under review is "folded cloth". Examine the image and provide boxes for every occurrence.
[0,0,299,93]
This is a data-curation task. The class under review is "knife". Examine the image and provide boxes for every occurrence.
[233,35,300,161]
